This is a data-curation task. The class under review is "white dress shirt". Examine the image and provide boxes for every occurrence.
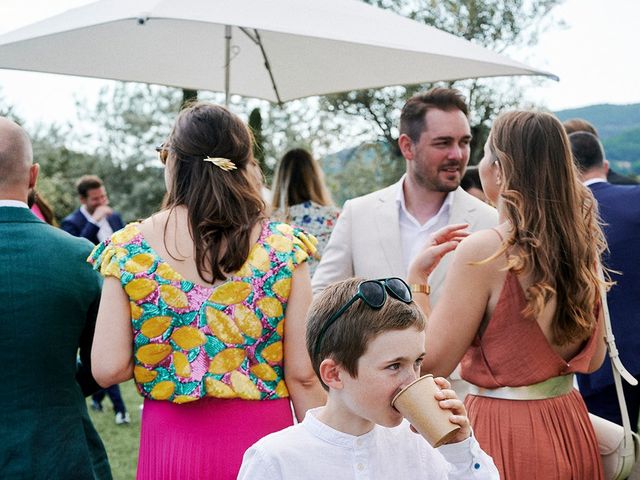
[583,177,607,186]
[396,176,455,275]
[79,205,113,243]
[238,407,499,480]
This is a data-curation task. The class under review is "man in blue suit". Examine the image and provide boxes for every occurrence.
[0,117,111,478]
[61,175,125,245]
[62,175,130,425]
[570,131,640,432]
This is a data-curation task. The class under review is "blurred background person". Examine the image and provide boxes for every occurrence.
[27,188,57,226]
[61,174,130,425]
[90,102,325,479]
[61,175,125,243]
[460,165,487,204]
[570,131,640,432]
[412,111,607,478]
[563,118,638,185]
[271,148,340,276]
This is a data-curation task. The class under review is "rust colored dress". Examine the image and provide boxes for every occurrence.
[461,271,604,479]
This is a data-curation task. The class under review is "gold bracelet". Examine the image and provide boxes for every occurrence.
[410,283,430,295]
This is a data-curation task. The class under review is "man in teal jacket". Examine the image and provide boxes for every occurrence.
[0,117,111,479]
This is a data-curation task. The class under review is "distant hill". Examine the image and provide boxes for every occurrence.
[554,103,640,140]
[555,103,640,175]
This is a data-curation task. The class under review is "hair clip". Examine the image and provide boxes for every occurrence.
[203,157,237,171]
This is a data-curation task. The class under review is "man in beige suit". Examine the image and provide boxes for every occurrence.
[312,88,497,304]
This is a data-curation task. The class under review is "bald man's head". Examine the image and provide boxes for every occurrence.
[0,117,35,198]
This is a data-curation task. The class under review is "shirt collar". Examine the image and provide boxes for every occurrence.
[79,204,95,222]
[0,200,29,208]
[302,407,378,448]
[395,175,454,226]
[584,177,607,187]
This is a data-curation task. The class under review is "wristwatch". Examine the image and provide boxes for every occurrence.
[410,283,430,295]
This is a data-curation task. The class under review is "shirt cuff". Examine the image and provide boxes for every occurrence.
[438,434,487,464]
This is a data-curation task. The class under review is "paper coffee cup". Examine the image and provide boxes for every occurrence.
[391,374,461,447]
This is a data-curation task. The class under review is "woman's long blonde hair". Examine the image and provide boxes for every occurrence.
[488,110,608,345]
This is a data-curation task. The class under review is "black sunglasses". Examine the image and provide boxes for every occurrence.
[313,278,412,356]
[155,143,169,165]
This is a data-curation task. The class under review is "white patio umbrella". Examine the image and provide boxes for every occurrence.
[0,0,556,105]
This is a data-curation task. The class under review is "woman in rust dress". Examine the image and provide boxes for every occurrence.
[408,111,607,479]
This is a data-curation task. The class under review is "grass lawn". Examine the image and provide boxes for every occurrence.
[86,380,142,480]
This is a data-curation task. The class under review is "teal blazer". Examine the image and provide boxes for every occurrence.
[0,207,111,480]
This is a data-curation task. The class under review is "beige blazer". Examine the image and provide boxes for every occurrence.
[312,180,498,304]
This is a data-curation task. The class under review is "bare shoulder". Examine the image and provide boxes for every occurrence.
[135,211,171,242]
[454,228,504,264]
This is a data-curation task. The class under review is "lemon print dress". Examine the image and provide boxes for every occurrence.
[89,220,316,480]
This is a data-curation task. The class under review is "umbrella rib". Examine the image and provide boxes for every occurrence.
[240,27,283,106]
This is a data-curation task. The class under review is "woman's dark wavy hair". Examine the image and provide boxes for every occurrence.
[163,102,265,283]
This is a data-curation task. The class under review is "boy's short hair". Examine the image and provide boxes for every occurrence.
[306,277,426,389]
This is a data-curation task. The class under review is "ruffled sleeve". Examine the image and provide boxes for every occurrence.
[265,222,319,269]
[290,226,319,268]
[87,239,123,280]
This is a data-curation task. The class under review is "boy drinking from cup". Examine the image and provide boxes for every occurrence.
[239,277,498,479]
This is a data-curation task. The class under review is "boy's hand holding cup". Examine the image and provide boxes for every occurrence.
[392,375,471,447]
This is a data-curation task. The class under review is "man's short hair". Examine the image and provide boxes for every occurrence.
[563,118,599,137]
[400,87,469,143]
[76,175,103,198]
[306,278,425,390]
[569,131,605,172]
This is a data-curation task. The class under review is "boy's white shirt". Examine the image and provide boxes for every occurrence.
[238,407,499,479]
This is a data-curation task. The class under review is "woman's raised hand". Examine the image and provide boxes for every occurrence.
[408,223,469,280]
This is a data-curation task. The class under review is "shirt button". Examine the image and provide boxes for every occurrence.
[357,463,365,471]
[474,463,481,470]
[356,439,363,446]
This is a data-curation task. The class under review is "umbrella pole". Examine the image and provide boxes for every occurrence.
[224,25,231,106]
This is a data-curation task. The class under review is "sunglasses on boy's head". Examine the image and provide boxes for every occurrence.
[313,278,413,357]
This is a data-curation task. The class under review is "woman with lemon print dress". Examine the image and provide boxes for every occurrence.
[89,102,327,479]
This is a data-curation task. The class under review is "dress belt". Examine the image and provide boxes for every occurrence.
[467,374,575,401]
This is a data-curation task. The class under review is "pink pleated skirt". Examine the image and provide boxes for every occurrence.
[137,396,294,479]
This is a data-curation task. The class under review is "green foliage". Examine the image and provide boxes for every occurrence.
[324,142,404,206]
[0,90,23,123]
[181,89,198,107]
[554,103,640,140]
[319,0,562,197]
[86,381,142,480]
[0,84,182,223]
[554,103,640,173]
[414,0,560,49]
[30,125,103,220]
[74,83,184,221]
[604,127,640,168]
[251,99,352,187]
[248,107,270,181]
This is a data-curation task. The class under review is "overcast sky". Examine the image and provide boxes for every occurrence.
[0,0,639,129]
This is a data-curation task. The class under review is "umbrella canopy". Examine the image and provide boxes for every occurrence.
[0,0,556,104]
